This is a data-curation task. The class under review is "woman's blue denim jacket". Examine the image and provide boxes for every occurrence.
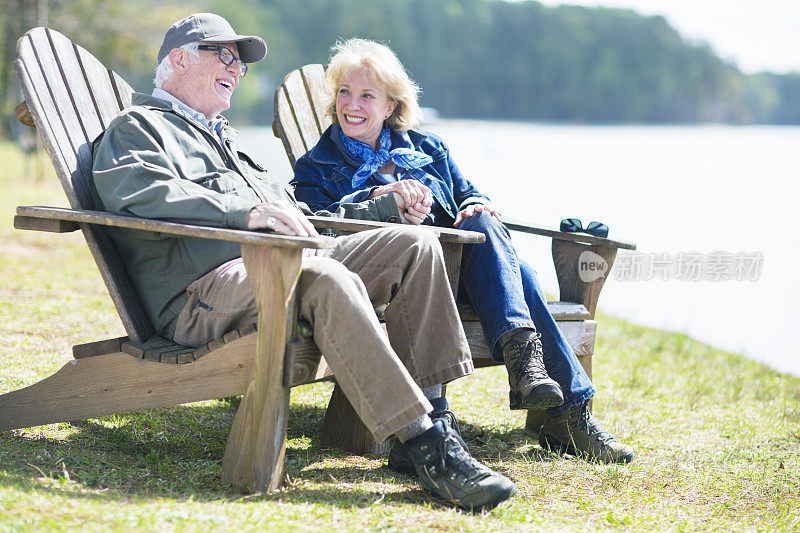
[291,125,489,225]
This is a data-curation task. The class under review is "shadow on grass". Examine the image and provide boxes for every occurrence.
[0,399,547,505]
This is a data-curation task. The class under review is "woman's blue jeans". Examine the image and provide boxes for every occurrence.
[458,212,595,415]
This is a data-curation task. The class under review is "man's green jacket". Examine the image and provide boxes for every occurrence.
[92,92,400,338]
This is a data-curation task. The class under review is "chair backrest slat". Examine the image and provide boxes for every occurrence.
[274,64,336,167]
[299,64,331,137]
[273,99,304,167]
[15,33,81,205]
[15,27,154,343]
[48,30,105,140]
[111,71,134,109]
[284,70,320,148]
[27,30,96,202]
[74,44,131,130]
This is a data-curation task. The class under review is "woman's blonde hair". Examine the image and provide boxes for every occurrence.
[325,38,422,131]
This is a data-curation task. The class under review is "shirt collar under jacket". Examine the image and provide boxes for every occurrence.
[150,87,227,144]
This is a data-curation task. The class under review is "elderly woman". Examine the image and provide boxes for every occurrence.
[291,38,633,465]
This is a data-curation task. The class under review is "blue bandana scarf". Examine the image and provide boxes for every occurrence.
[339,123,434,188]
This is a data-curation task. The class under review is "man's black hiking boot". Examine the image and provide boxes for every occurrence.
[387,397,466,475]
[401,419,517,512]
[539,401,635,464]
[503,330,563,410]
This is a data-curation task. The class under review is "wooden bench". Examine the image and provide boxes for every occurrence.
[272,64,637,437]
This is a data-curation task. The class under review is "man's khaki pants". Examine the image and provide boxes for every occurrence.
[174,226,474,443]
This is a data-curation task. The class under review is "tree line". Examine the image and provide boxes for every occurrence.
[3,0,800,139]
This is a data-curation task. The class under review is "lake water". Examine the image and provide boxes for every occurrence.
[238,121,800,377]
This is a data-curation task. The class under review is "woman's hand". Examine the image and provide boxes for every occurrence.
[247,200,319,237]
[369,179,432,209]
[453,203,501,228]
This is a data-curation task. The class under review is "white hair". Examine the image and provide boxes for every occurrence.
[153,42,200,88]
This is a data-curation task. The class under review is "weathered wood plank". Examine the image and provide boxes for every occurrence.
[222,245,301,492]
[72,43,125,128]
[0,336,256,431]
[320,384,390,456]
[274,84,306,167]
[505,217,635,251]
[14,215,79,233]
[15,42,78,206]
[307,216,484,244]
[440,241,463,299]
[72,337,127,359]
[282,69,321,152]
[30,29,95,210]
[463,320,596,361]
[17,206,336,250]
[552,240,618,319]
[47,29,104,141]
[457,301,590,322]
[110,70,133,109]
[300,64,331,133]
[283,340,333,386]
[546,301,591,320]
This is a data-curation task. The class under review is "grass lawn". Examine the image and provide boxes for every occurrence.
[1,141,798,531]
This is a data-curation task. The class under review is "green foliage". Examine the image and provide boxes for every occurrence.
[0,0,199,137]
[3,0,800,137]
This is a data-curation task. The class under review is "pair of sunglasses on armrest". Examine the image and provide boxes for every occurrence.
[559,218,609,238]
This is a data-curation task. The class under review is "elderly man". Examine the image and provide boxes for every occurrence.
[91,13,516,511]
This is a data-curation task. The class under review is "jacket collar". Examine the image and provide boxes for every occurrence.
[131,92,235,138]
[306,124,428,166]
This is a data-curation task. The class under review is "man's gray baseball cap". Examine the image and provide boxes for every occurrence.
[157,13,267,64]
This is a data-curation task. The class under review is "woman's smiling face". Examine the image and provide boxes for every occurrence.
[336,68,396,148]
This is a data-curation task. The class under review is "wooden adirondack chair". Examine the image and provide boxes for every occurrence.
[272,64,638,439]
[0,27,484,492]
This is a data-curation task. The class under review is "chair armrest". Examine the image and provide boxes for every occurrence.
[306,216,485,244]
[15,206,335,250]
[503,217,636,251]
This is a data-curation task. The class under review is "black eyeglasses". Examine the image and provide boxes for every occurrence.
[197,45,248,77]
[560,218,609,238]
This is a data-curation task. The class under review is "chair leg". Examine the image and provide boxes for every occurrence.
[319,383,390,457]
[221,244,301,492]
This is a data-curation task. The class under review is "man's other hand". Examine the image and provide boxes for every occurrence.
[247,201,319,237]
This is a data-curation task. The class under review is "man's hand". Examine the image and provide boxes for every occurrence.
[453,203,501,228]
[247,200,318,237]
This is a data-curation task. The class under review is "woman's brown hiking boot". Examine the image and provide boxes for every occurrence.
[503,330,564,410]
[539,401,634,464]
